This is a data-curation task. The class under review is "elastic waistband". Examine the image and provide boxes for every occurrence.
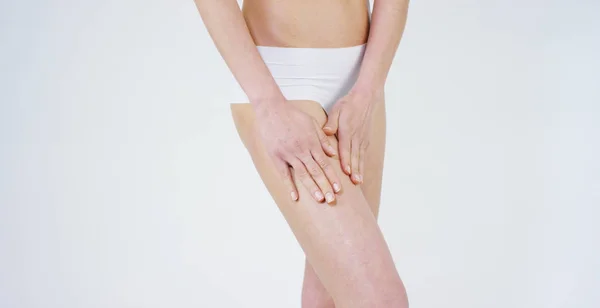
[256,44,366,66]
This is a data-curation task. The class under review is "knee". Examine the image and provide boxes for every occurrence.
[302,283,335,308]
[367,279,409,308]
[302,296,335,308]
[335,278,409,308]
[302,273,335,308]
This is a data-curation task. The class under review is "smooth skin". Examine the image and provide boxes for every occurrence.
[195,0,342,204]
[300,96,387,307]
[194,0,409,306]
[231,100,407,307]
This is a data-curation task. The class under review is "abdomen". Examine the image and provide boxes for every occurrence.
[242,0,370,47]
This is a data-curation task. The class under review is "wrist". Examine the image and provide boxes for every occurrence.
[350,80,384,102]
[353,70,385,91]
[247,82,285,104]
[249,90,286,110]
[251,95,287,119]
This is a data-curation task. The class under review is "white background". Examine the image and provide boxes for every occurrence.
[1,0,599,307]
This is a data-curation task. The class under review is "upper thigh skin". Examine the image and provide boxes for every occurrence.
[359,96,386,219]
[302,98,386,304]
[230,100,400,304]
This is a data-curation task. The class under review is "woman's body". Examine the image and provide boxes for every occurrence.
[195,0,409,306]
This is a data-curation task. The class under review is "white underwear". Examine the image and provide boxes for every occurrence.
[231,44,366,113]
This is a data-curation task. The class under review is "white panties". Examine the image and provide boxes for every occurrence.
[232,44,366,113]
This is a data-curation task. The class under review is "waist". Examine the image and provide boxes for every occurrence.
[242,0,370,48]
[238,44,366,111]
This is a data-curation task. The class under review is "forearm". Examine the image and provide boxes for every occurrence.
[194,0,284,107]
[354,0,409,92]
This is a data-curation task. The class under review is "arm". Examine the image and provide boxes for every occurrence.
[194,0,342,203]
[324,0,409,184]
[193,0,283,106]
[355,0,410,93]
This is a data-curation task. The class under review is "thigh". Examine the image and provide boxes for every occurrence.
[359,97,386,219]
[230,100,398,302]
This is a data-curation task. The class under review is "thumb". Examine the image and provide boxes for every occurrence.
[314,119,337,157]
[323,104,341,136]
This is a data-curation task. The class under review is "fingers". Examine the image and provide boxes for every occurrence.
[323,104,340,136]
[314,119,336,157]
[338,132,352,177]
[298,151,336,204]
[288,157,326,203]
[359,143,366,184]
[312,149,342,194]
[276,157,299,201]
[350,139,362,184]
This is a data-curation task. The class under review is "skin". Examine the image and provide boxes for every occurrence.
[195,0,341,204]
[231,100,406,307]
[194,0,409,306]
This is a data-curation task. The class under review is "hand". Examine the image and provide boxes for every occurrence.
[254,100,341,203]
[323,87,383,185]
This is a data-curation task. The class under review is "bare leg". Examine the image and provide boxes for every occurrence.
[301,98,388,308]
[231,101,407,308]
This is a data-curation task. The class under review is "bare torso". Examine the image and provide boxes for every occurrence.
[242,0,370,47]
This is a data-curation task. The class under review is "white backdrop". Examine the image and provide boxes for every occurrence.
[1,1,599,307]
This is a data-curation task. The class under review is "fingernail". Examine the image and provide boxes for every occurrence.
[325,192,334,203]
[333,182,341,192]
[291,191,298,201]
[352,174,360,183]
[315,191,324,201]
[345,165,351,174]
[358,174,363,183]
